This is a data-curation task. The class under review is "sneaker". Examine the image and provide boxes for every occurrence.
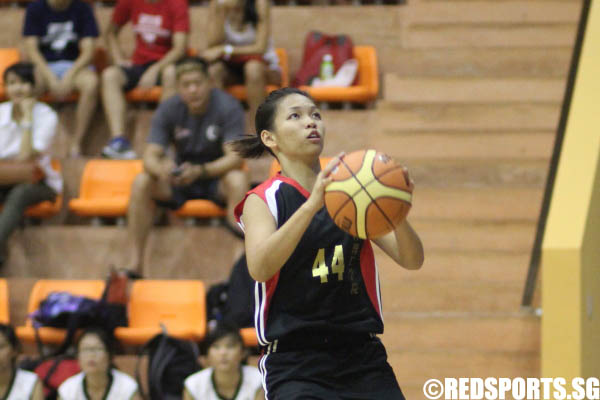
[102,137,137,159]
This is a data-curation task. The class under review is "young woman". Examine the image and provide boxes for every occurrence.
[0,62,62,268]
[0,324,43,400]
[58,328,140,400]
[233,87,424,399]
[184,321,264,400]
[202,0,280,120]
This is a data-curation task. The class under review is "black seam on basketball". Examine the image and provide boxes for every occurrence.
[340,158,396,234]
[329,158,366,223]
[365,165,409,191]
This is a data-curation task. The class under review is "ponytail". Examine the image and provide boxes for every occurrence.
[231,135,272,159]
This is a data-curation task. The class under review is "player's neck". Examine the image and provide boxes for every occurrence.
[213,368,241,396]
[280,157,320,192]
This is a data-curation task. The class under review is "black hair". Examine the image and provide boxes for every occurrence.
[77,328,115,361]
[175,56,209,78]
[232,87,314,159]
[202,320,244,355]
[2,62,35,86]
[243,0,259,26]
[0,324,20,351]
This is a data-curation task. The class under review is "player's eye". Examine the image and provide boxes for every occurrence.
[312,112,322,120]
[288,113,300,119]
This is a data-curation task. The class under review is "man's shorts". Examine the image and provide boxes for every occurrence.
[121,62,161,92]
[48,60,94,79]
[155,178,224,211]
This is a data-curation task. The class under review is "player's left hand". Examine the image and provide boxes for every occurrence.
[138,67,159,90]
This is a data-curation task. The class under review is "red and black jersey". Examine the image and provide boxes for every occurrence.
[235,174,384,347]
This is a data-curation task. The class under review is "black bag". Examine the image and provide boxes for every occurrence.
[136,333,201,400]
[206,254,255,328]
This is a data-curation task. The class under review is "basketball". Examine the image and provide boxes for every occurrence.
[324,149,413,239]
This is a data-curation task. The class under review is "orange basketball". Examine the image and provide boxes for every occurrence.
[324,149,412,239]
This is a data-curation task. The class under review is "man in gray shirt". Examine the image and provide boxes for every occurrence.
[126,56,249,275]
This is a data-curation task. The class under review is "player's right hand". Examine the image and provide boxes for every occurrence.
[305,152,345,213]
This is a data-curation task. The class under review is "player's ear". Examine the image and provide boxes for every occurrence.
[261,129,277,151]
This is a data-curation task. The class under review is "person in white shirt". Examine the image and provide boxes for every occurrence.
[58,328,140,400]
[0,62,62,268]
[184,321,264,400]
[0,324,43,400]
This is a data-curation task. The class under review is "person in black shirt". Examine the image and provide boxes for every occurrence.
[233,87,424,399]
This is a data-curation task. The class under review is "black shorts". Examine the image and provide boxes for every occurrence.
[260,335,405,400]
[155,179,224,210]
[121,62,161,92]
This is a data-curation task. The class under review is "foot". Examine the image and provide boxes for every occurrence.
[101,137,137,160]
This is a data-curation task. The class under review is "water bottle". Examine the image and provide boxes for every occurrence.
[320,54,334,81]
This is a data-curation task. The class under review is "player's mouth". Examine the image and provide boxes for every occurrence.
[307,130,321,142]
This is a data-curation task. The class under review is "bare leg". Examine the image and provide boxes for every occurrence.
[208,62,228,89]
[160,64,177,102]
[126,172,172,275]
[244,60,267,124]
[72,69,99,156]
[101,66,127,138]
[220,168,249,235]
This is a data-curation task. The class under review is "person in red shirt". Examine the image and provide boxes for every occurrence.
[100,0,189,159]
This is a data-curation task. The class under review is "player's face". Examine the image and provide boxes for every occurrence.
[4,72,34,103]
[0,333,16,370]
[207,335,245,373]
[78,333,110,376]
[270,93,325,158]
[178,69,211,114]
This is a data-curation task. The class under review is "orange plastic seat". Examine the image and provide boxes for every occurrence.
[0,48,21,101]
[240,327,258,347]
[299,46,379,104]
[24,159,63,218]
[15,280,105,344]
[226,48,290,101]
[0,279,9,324]
[174,200,227,218]
[269,157,332,178]
[69,159,143,217]
[114,280,206,345]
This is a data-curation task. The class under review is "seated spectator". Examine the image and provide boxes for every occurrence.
[0,62,61,268]
[23,0,100,158]
[184,321,264,400]
[101,0,189,159]
[125,56,249,276]
[0,324,44,399]
[58,328,140,400]
[202,0,280,120]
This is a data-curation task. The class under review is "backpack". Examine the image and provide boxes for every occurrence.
[206,254,254,328]
[292,31,355,87]
[136,333,201,400]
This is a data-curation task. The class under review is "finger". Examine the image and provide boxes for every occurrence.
[322,151,346,177]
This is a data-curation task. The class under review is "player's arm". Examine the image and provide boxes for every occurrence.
[254,387,266,400]
[150,32,188,73]
[373,220,424,270]
[143,143,175,180]
[243,155,343,282]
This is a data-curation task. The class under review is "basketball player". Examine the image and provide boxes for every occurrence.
[233,87,424,399]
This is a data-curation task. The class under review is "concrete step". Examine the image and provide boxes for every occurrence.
[368,131,555,161]
[373,248,530,284]
[401,159,549,188]
[412,220,536,252]
[408,23,577,49]
[380,312,539,353]
[409,1,580,25]
[410,186,543,221]
[377,103,561,132]
[391,350,538,388]
[384,75,566,103]
[390,47,572,78]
